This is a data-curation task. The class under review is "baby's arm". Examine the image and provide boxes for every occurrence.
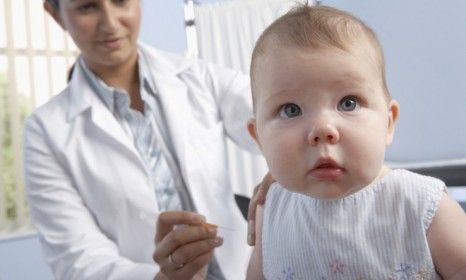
[246,205,265,280]
[428,193,466,279]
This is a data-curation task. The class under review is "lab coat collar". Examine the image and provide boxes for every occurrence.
[67,60,95,121]
[138,42,194,75]
[67,43,194,121]
[66,53,138,158]
[66,43,195,175]
[139,43,193,181]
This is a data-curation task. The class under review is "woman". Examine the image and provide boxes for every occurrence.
[24,0,270,279]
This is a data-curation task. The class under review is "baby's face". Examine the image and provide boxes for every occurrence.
[248,46,399,199]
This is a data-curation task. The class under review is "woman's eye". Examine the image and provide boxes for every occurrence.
[279,103,301,118]
[77,2,97,12]
[113,0,128,5]
[338,96,360,112]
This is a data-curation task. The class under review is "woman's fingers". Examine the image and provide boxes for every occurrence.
[247,172,274,246]
[155,211,205,244]
[169,234,223,266]
[154,224,218,262]
[178,250,215,279]
[153,211,223,280]
[161,249,215,280]
[159,235,223,274]
[256,173,274,204]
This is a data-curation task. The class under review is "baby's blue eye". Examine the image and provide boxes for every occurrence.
[279,103,301,118]
[338,96,359,112]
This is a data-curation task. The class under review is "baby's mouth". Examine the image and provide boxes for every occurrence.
[308,157,345,180]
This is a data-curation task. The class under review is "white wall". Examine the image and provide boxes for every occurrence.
[139,0,225,53]
[0,234,53,279]
[139,0,186,53]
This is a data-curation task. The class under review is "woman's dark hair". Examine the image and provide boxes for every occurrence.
[46,0,59,10]
[67,63,75,82]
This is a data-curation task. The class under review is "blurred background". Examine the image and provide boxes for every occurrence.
[0,0,465,279]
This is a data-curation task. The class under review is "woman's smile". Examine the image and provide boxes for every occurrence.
[97,37,124,51]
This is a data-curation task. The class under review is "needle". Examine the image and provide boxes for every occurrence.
[203,222,235,231]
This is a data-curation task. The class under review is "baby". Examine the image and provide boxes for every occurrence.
[246,5,466,280]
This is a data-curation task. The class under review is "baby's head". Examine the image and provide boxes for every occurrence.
[248,5,399,199]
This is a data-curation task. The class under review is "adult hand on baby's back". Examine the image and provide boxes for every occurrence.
[153,211,223,280]
[247,172,274,246]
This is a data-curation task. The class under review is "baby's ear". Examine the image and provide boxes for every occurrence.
[247,118,261,148]
[386,99,400,145]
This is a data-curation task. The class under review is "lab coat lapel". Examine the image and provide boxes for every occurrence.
[67,60,142,162]
[147,64,190,174]
[142,46,197,198]
[91,101,138,156]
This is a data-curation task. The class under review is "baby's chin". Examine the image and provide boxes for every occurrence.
[306,187,361,200]
[280,169,390,199]
[289,181,367,200]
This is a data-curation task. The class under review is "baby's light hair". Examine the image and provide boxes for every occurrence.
[250,4,390,108]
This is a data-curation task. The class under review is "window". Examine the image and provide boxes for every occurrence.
[0,0,78,236]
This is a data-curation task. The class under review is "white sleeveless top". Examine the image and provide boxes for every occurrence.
[262,169,445,280]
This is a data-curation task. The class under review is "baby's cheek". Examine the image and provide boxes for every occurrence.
[260,130,303,183]
[265,150,300,187]
[349,145,386,185]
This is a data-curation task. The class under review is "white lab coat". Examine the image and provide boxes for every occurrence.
[24,44,256,280]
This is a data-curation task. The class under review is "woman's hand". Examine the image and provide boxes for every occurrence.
[153,211,223,280]
[247,172,274,246]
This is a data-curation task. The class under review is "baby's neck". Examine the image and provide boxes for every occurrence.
[375,165,391,182]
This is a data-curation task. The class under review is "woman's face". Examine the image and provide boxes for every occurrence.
[46,0,141,70]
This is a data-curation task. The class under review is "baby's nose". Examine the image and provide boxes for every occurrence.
[307,123,340,146]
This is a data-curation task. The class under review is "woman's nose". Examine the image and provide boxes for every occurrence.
[307,123,340,146]
[99,6,118,32]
